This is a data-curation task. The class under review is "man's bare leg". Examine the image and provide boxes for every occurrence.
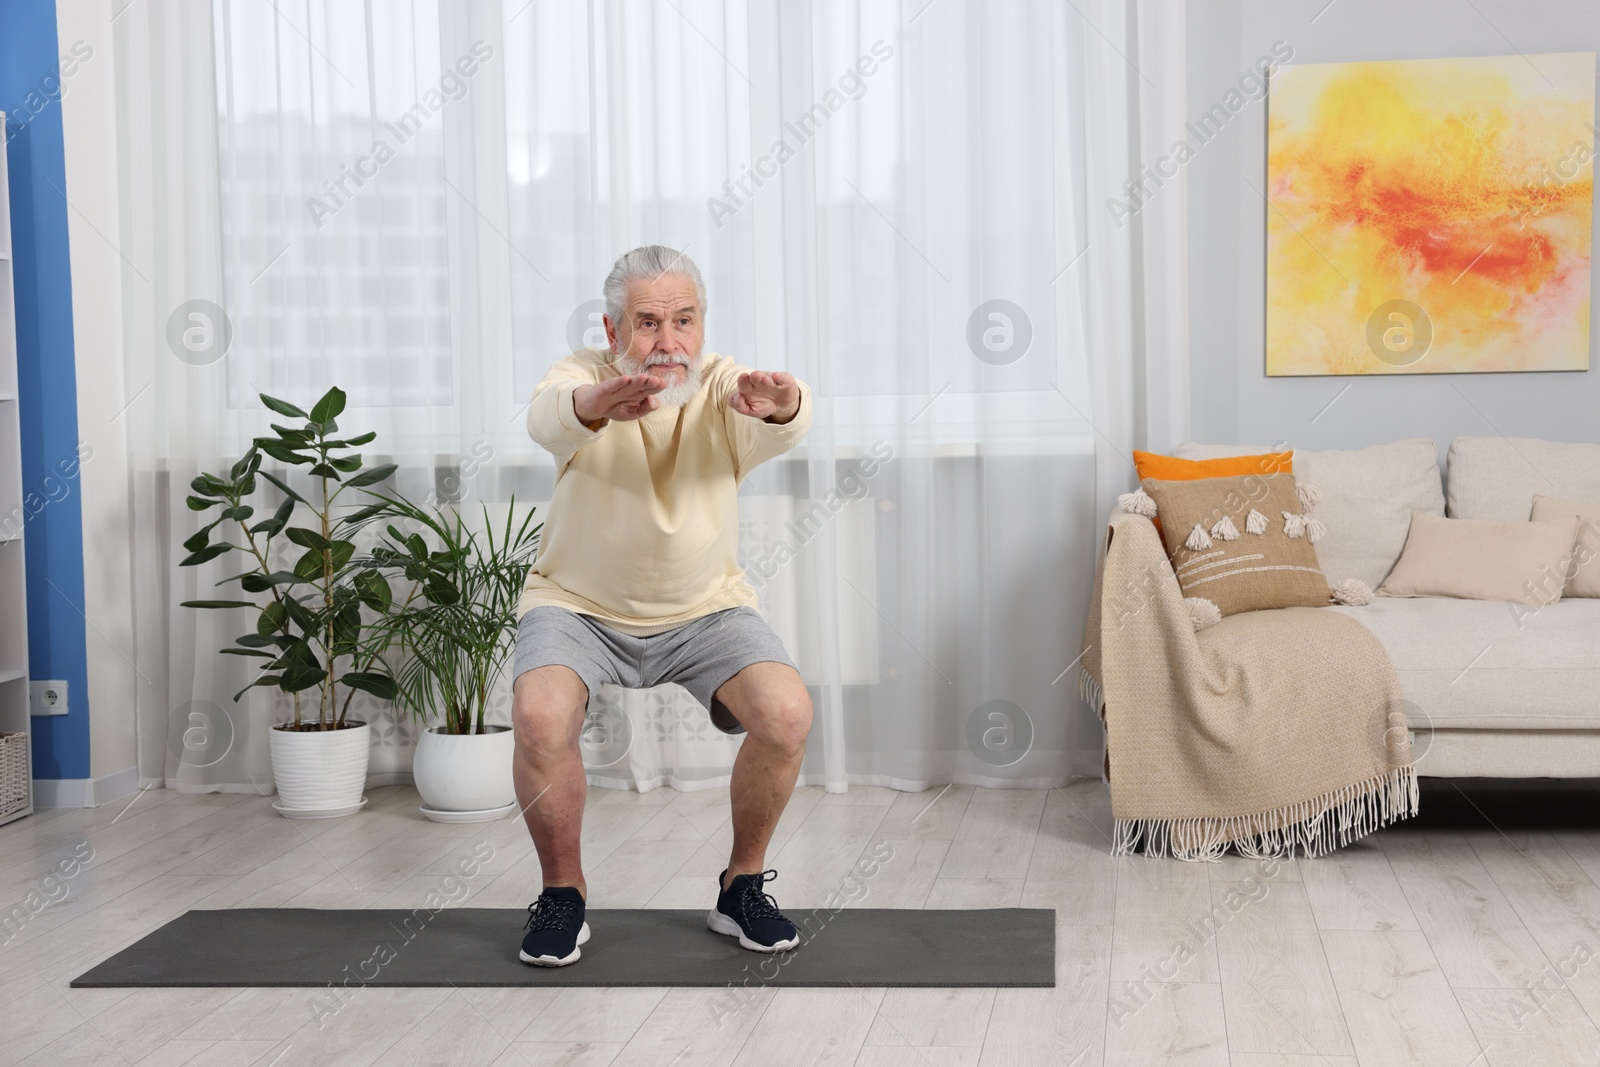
[512,665,593,898]
[711,662,813,890]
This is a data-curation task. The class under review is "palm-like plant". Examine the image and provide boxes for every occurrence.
[370,495,541,735]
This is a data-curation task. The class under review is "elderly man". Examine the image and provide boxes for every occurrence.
[511,245,814,966]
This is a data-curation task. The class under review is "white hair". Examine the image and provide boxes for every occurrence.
[602,245,707,327]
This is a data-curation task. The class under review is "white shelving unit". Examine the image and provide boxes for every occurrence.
[0,136,33,827]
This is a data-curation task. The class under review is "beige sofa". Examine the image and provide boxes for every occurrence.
[1172,436,1600,778]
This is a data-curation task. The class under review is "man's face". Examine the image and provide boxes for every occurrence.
[604,272,704,390]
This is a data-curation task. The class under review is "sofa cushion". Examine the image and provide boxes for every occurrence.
[1377,512,1581,607]
[1329,597,1600,731]
[1175,438,1444,589]
[1531,495,1600,597]
[1133,449,1292,481]
[1141,473,1331,616]
[1446,436,1600,521]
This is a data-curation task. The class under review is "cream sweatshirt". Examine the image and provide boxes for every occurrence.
[518,347,813,636]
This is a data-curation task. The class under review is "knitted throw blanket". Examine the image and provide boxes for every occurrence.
[1080,513,1418,859]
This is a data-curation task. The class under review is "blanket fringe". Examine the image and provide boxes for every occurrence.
[1078,667,1104,715]
[1111,763,1419,861]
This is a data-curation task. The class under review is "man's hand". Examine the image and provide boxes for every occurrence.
[572,374,669,427]
[729,371,801,424]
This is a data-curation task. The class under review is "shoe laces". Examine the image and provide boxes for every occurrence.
[738,869,787,922]
[524,892,581,933]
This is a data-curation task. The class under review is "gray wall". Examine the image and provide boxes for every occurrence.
[1185,0,1600,457]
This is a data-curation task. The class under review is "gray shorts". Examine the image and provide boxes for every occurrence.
[511,605,799,735]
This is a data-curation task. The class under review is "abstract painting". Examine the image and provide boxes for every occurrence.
[1266,52,1595,375]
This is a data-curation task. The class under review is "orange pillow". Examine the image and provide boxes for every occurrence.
[1133,450,1293,481]
[1129,451,1294,534]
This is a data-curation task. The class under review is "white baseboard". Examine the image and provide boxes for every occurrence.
[34,765,140,808]
[125,772,415,796]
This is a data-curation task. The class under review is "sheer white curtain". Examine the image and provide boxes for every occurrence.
[119,0,1184,796]
[1082,0,1192,521]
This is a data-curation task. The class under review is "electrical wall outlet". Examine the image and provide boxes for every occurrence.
[30,680,67,716]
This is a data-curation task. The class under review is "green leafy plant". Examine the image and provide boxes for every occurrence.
[368,494,541,735]
[179,386,412,730]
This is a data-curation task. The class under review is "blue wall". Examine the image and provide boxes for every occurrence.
[1,0,90,780]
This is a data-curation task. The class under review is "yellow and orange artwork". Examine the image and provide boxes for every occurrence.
[1266,52,1595,375]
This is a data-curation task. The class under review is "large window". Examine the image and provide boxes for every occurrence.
[213,0,1093,453]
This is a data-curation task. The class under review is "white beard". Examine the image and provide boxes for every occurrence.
[620,353,703,409]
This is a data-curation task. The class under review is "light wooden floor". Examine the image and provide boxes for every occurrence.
[3,776,1600,1067]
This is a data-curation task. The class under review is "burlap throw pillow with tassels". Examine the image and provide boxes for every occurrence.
[1137,472,1334,618]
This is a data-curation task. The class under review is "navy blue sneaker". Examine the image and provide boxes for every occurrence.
[707,868,799,952]
[520,886,590,966]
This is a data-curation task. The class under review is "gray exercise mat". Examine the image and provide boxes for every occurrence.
[71,907,1054,988]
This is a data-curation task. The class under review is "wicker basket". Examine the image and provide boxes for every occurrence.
[0,731,29,819]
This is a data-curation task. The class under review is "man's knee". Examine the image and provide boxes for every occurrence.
[512,666,590,751]
[743,675,812,758]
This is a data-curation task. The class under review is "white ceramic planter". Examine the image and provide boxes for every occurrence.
[268,720,370,817]
[412,725,516,819]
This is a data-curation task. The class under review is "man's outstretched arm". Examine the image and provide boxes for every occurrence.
[729,370,802,424]
[723,369,813,478]
[526,361,670,462]
[573,374,675,426]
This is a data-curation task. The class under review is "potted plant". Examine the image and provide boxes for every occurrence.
[369,494,540,821]
[181,387,410,818]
